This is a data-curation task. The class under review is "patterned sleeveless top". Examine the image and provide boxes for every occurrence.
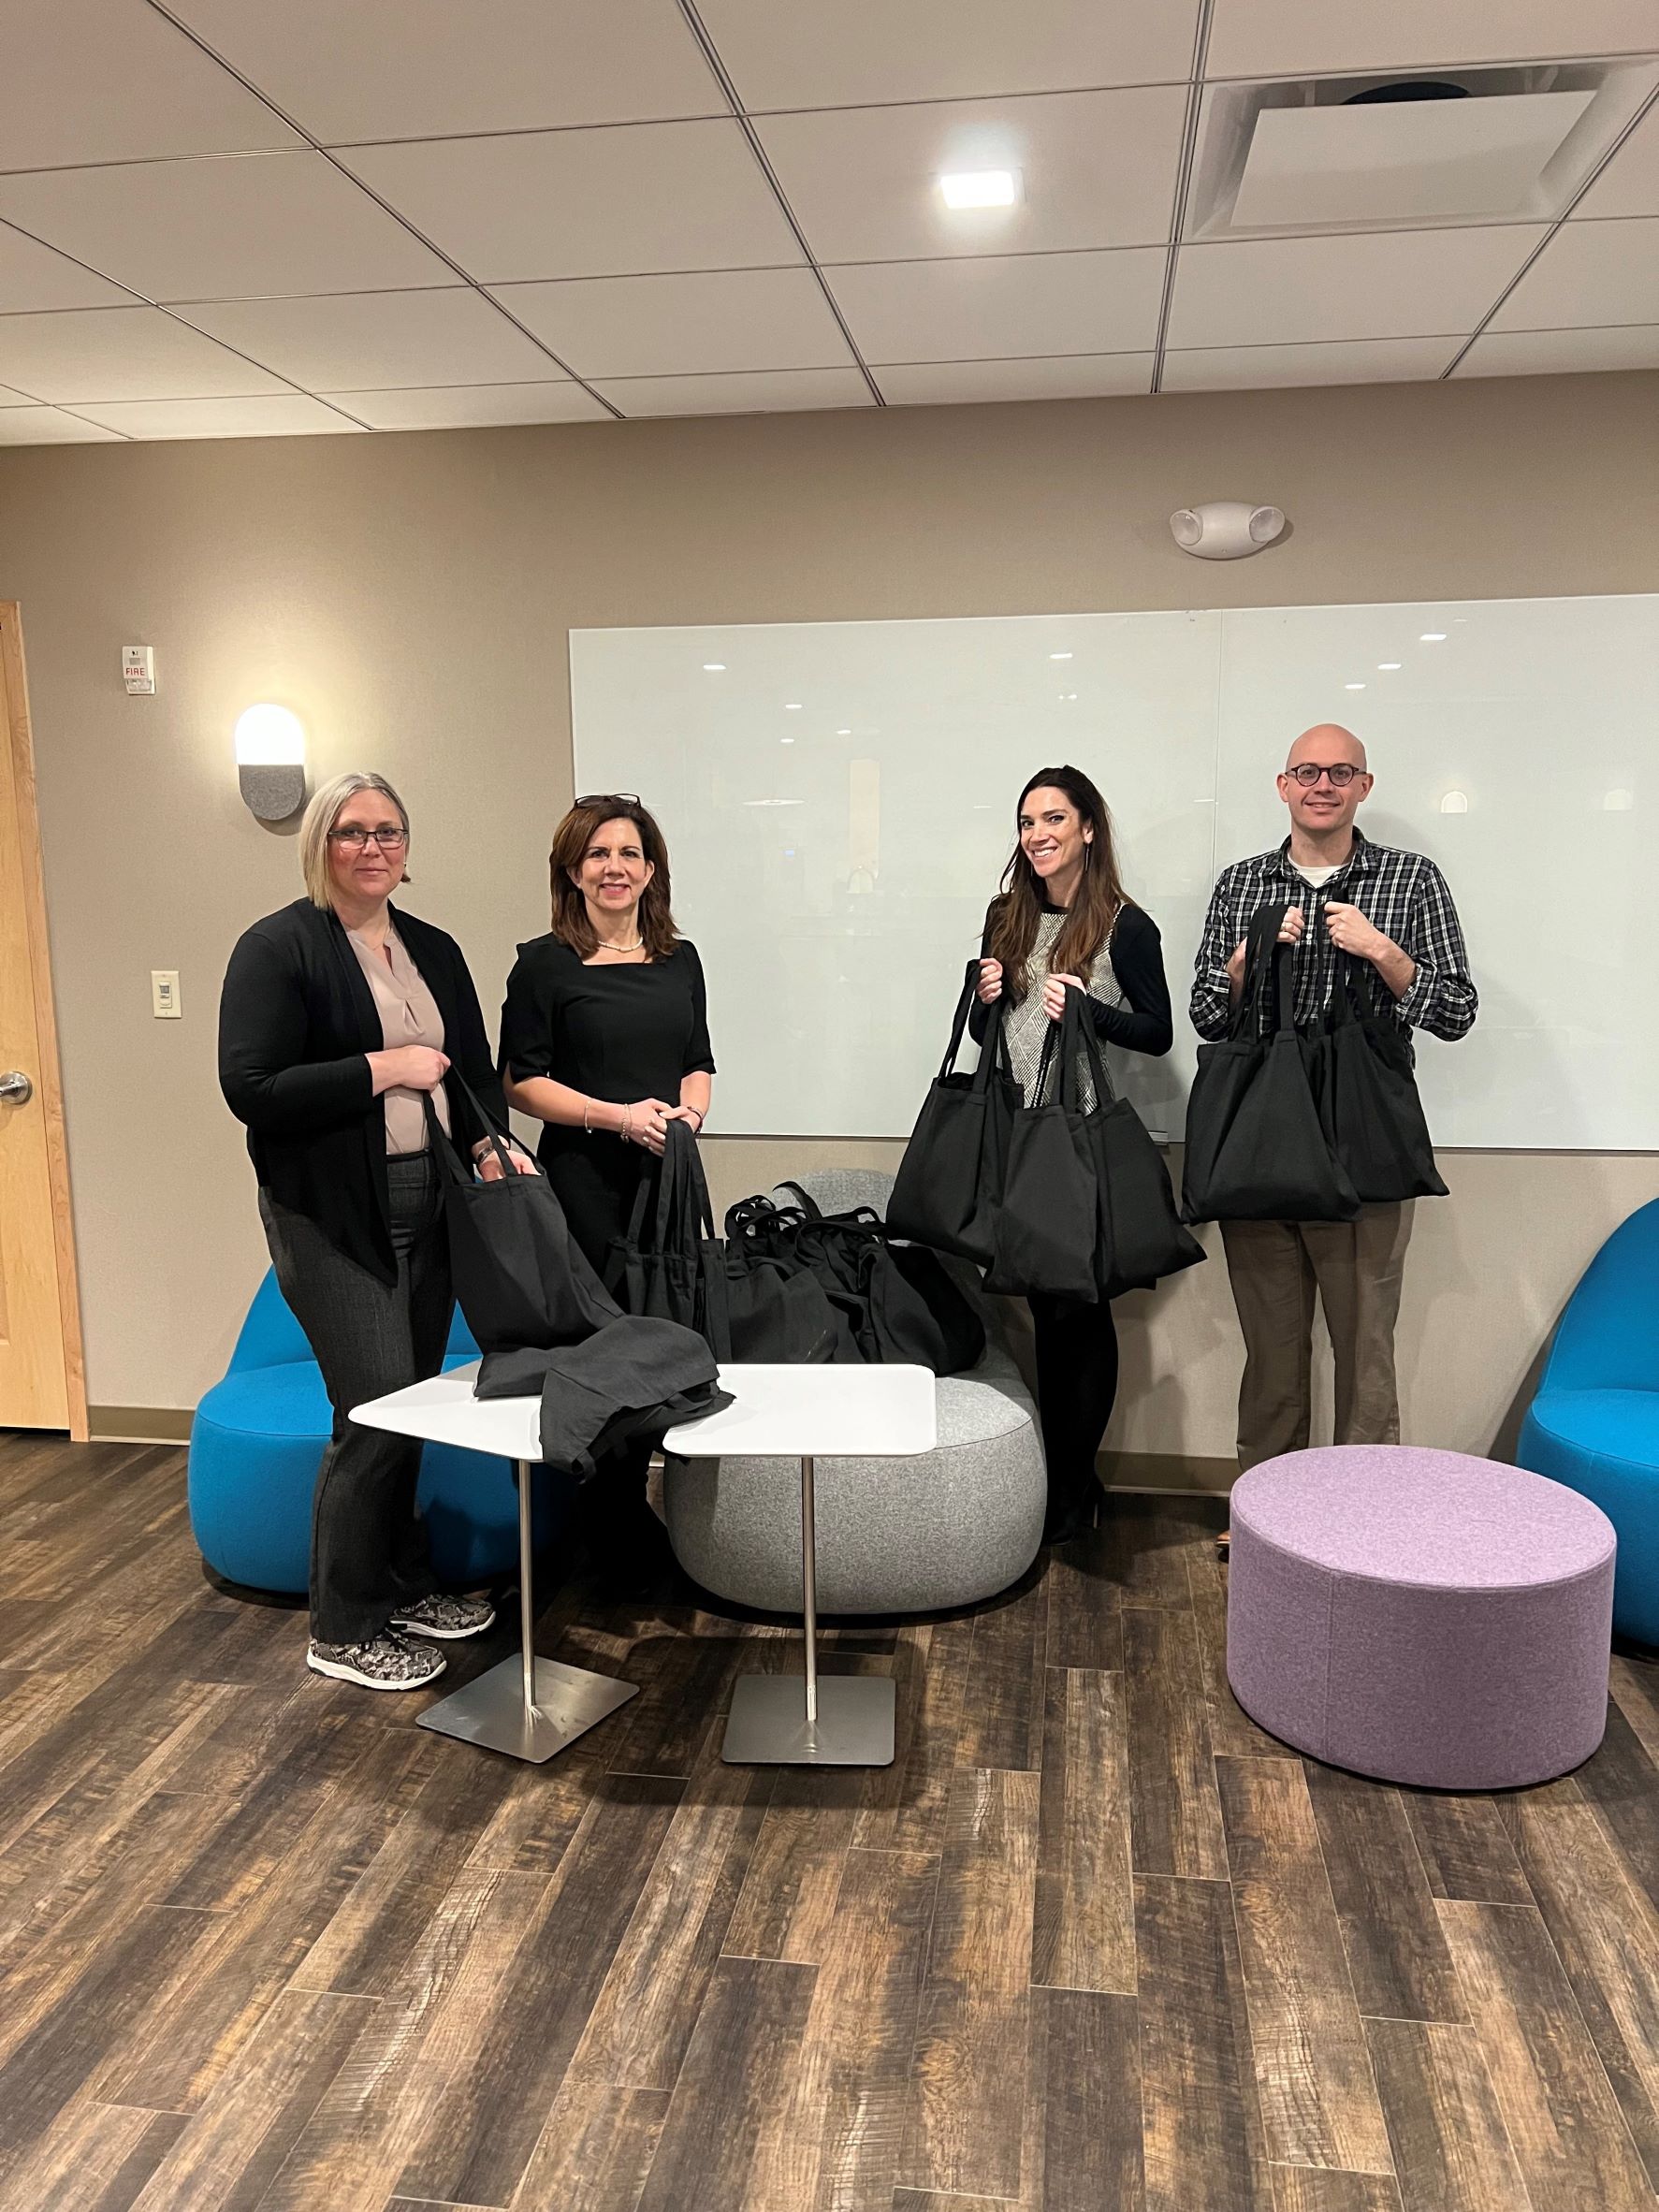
[1000,910,1124,1113]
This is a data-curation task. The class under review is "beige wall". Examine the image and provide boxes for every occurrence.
[0,371,1655,1451]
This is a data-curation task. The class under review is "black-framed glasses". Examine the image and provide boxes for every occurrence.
[575,793,641,808]
[327,824,408,851]
[1287,763,1361,789]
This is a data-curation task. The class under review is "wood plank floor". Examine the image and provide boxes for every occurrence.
[0,1433,1655,2211]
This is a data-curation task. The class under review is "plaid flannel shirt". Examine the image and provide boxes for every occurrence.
[1189,832,1477,1046]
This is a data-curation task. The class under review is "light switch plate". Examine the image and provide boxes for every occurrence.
[152,969,181,1019]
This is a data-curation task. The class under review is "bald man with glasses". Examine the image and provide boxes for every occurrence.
[1191,725,1477,1517]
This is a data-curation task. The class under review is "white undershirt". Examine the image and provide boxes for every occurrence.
[1294,863,1341,889]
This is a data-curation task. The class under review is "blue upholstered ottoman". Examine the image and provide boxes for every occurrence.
[1519,1197,1659,1647]
[188,1270,563,1595]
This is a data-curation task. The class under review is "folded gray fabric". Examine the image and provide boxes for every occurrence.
[476,1316,730,1478]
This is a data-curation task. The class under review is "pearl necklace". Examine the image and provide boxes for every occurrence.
[592,937,644,955]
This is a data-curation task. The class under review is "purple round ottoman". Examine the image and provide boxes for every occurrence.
[1226,1446,1615,1790]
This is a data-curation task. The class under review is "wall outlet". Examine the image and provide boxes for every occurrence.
[152,969,181,1019]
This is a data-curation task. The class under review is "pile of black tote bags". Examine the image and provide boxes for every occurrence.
[890,960,1204,1302]
[605,1119,983,1375]
[1180,902,1448,1224]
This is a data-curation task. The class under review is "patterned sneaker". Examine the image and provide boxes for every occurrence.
[389,1592,497,1641]
[306,1632,446,1691]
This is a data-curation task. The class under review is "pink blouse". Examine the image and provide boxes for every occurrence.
[347,926,452,1155]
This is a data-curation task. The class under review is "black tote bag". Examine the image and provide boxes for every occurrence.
[1318,957,1448,1204]
[775,1184,986,1375]
[724,1197,864,1364]
[984,990,1100,1302]
[424,1081,619,1351]
[1181,907,1360,1226]
[605,1119,728,1350]
[1068,1016,1206,1297]
[889,962,1019,1265]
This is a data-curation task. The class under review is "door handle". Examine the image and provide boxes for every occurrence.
[0,1070,34,1104]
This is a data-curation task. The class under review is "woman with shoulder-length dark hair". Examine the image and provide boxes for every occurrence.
[973,764,1175,1543]
[219,770,533,1693]
[499,793,714,1579]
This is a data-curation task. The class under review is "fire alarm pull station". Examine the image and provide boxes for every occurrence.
[123,647,155,694]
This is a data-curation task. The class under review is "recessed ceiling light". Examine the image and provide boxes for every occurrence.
[1377,662,1402,671]
[703,662,725,672]
[1420,632,1448,643]
[784,702,803,710]
[780,735,795,745]
[1440,791,1469,815]
[1050,651,1073,661]
[1346,682,1365,691]
[939,168,1018,210]
[837,727,851,735]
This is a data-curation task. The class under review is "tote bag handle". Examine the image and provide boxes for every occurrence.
[421,1070,529,1187]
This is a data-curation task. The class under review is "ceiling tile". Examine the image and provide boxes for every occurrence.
[0,405,124,444]
[0,153,450,304]
[322,383,612,428]
[1453,321,1659,373]
[698,0,1201,109]
[341,124,803,283]
[593,366,872,416]
[1490,214,1659,327]
[0,0,300,169]
[0,221,137,313]
[758,87,1188,262]
[70,394,361,438]
[1161,335,1460,390]
[1575,98,1659,218]
[1166,226,1547,347]
[876,355,1154,403]
[0,307,289,402]
[492,269,851,376]
[830,248,1165,363]
[1205,0,1659,80]
[178,288,560,390]
[167,0,720,141]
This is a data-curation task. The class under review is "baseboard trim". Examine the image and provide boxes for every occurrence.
[88,1405,193,1446]
[1100,1451,1236,1496]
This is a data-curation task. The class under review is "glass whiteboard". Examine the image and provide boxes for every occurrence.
[570,595,1659,1148]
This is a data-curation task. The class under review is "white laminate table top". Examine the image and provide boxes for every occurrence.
[351,1361,936,1465]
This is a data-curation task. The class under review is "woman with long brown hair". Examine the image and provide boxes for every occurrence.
[974,764,1174,1543]
[498,793,713,1579]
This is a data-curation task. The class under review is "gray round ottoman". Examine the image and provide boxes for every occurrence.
[662,1169,1046,1615]
[1226,1445,1615,1789]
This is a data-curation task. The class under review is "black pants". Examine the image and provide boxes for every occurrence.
[260,1154,449,1645]
[1030,1292,1120,1518]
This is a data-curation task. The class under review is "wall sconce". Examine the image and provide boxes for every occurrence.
[235,705,306,821]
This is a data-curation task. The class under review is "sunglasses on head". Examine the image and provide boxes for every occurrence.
[575,793,641,808]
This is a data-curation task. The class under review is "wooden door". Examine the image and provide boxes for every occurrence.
[0,604,85,1435]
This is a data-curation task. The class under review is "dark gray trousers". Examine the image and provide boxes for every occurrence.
[260,1154,449,1644]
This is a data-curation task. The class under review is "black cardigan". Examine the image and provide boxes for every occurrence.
[969,901,1174,1056]
[218,898,507,1284]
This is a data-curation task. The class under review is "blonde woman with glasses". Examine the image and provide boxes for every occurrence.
[219,771,533,1693]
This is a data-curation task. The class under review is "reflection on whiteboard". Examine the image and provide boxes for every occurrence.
[570,597,1659,1150]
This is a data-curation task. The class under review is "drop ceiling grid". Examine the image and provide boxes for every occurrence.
[0,0,1647,439]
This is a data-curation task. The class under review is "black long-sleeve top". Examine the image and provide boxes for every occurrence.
[219,897,505,1284]
[968,902,1175,1056]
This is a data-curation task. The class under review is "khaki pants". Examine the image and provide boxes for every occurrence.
[1220,1201,1415,1472]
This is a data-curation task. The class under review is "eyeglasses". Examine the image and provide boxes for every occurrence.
[575,793,641,808]
[328,824,408,851]
[1287,763,1362,789]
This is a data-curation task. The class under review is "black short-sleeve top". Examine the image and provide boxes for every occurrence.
[499,935,715,1140]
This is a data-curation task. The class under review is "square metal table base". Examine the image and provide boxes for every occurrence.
[721,1671,895,1767]
[417,1653,638,1764]
[413,1459,637,1764]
